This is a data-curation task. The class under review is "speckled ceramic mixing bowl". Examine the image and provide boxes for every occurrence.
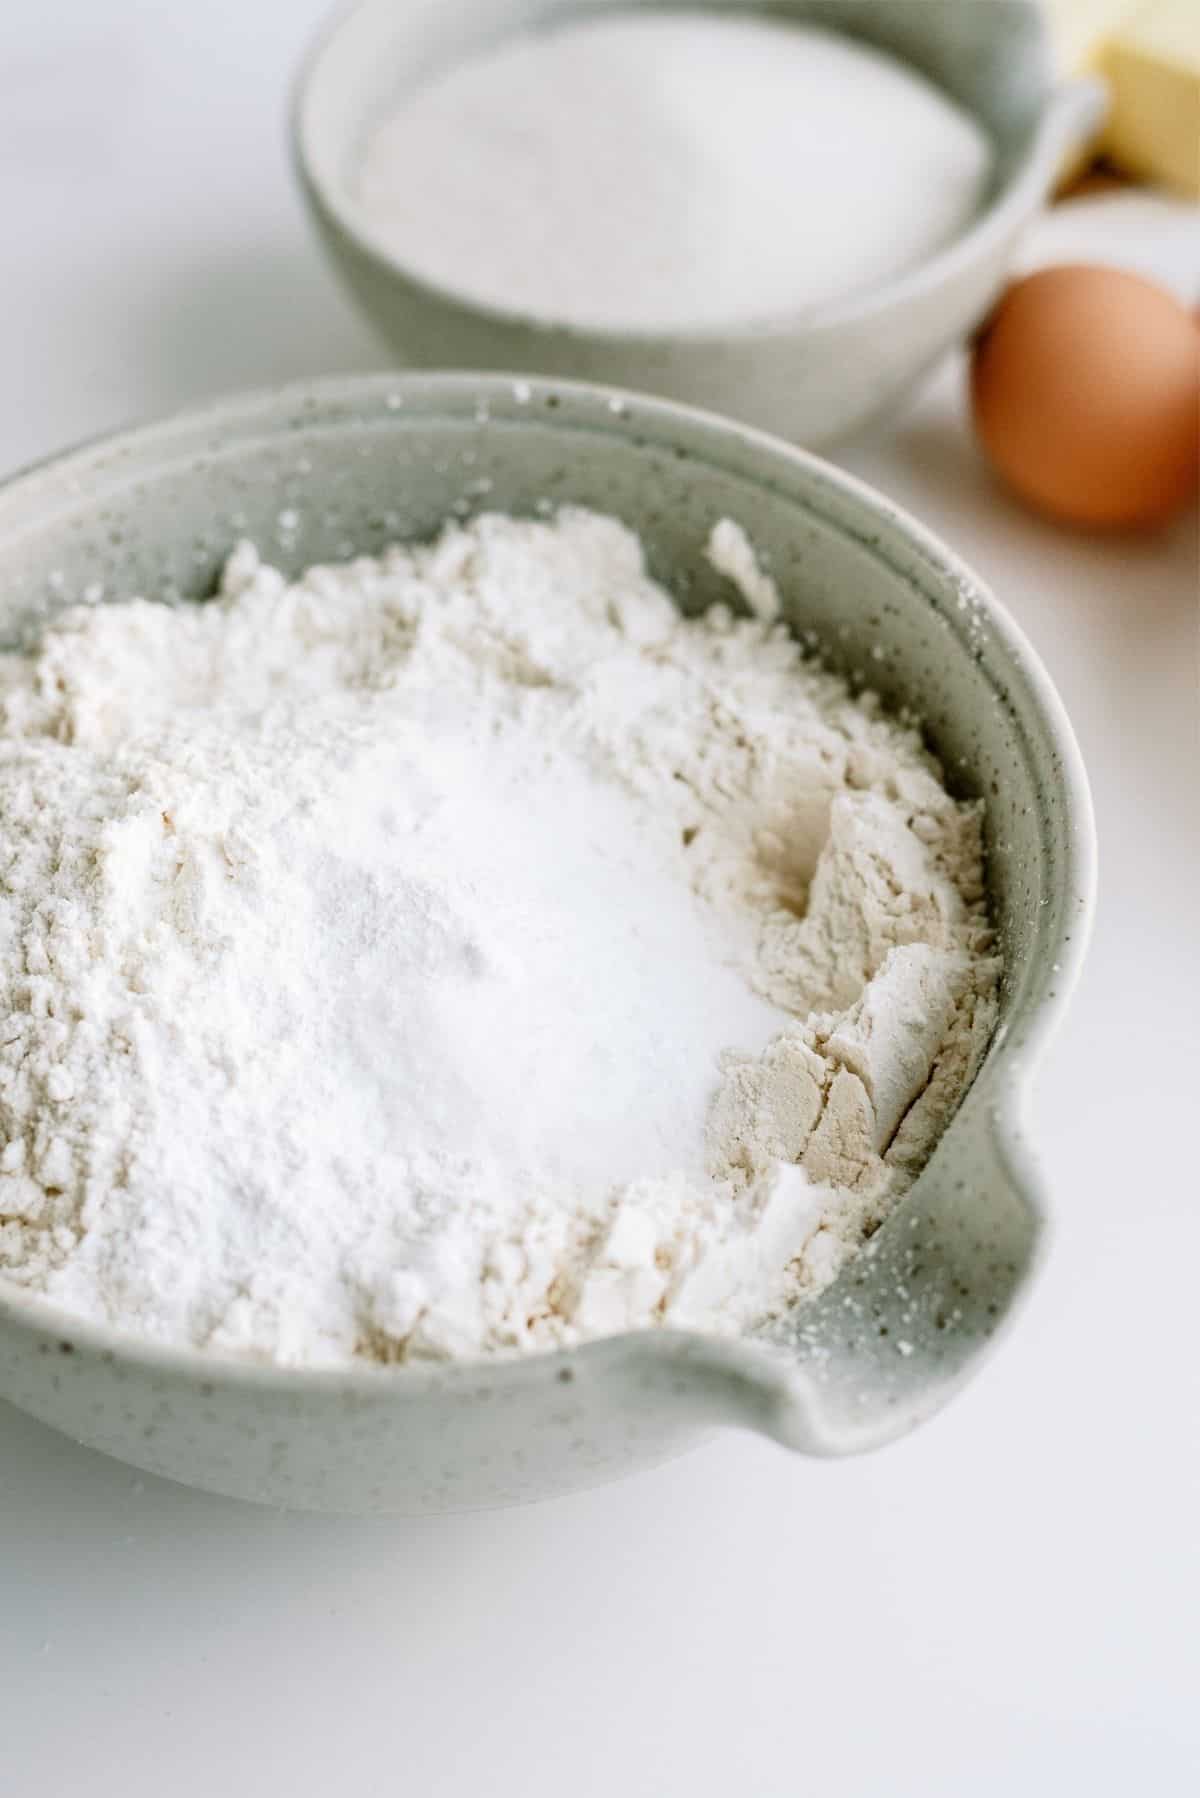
[292,0,1105,445]
[0,373,1094,1512]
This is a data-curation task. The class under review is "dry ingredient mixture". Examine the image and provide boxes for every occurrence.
[355,11,992,333]
[0,509,999,1366]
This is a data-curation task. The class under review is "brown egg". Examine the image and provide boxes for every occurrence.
[970,265,1200,529]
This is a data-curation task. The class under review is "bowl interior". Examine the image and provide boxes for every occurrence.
[0,374,1091,1457]
[0,371,1075,1021]
[298,0,1051,306]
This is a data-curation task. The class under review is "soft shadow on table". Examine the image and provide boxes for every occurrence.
[0,1393,599,1639]
[0,1387,781,1708]
[134,239,388,411]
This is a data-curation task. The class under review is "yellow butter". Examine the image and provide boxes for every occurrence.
[1044,0,1133,182]
[1103,0,1200,195]
[1044,0,1200,194]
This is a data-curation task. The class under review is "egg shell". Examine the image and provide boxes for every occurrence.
[970,265,1200,529]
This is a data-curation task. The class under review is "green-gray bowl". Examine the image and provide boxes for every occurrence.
[0,373,1094,1511]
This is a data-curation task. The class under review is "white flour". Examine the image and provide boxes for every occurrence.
[355,12,992,332]
[0,510,998,1365]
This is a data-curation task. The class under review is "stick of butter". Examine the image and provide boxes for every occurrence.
[1104,1,1200,195]
[1047,0,1200,195]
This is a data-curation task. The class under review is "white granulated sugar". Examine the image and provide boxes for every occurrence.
[0,509,999,1366]
[355,12,992,333]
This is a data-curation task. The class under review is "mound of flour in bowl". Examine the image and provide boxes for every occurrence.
[0,510,999,1365]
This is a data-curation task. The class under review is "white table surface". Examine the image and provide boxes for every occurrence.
[2,5,1197,1792]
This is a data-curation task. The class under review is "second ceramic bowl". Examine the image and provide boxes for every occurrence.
[292,0,1104,444]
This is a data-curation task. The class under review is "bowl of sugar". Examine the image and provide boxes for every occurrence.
[0,373,1094,1512]
[292,0,1104,444]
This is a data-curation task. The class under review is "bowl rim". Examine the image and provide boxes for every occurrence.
[289,0,1104,346]
[0,370,1097,1431]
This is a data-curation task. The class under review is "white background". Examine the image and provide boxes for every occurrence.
[1,4,1197,1792]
